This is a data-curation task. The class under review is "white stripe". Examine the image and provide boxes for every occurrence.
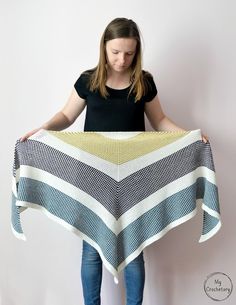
[119,129,202,179]
[13,201,120,280]
[13,198,221,280]
[15,169,20,183]
[18,165,218,236]
[118,208,198,271]
[11,223,26,241]
[199,221,222,242]
[119,205,221,269]
[28,129,202,180]
[116,166,217,233]
[30,129,118,180]
[12,176,28,213]
[96,131,142,139]
[12,176,17,197]
[19,165,117,229]
[202,203,221,219]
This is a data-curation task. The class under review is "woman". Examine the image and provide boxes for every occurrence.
[20,17,208,305]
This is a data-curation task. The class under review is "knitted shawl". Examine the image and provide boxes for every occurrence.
[11,129,221,283]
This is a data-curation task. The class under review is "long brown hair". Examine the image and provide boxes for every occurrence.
[86,17,152,102]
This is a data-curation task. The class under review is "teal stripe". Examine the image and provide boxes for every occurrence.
[13,177,220,270]
[11,192,23,234]
[196,177,220,213]
[116,178,220,264]
[202,212,219,235]
[16,178,118,267]
[196,177,220,235]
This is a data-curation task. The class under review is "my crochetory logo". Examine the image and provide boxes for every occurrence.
[204,272,233,301]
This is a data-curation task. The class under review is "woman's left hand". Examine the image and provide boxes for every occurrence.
[201,133,209,143]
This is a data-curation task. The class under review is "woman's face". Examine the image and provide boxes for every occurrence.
[105,38,137,73]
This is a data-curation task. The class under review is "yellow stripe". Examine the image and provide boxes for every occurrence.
[48,131,190,164]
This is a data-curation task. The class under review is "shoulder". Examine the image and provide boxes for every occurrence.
[140,70,158,102]
[142,70,155,83]
[142,70,157,91]
[75,68,95,87]
[74,68,95,98]
[78,68,95,82]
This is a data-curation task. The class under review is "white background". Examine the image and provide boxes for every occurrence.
[1,0,235,304]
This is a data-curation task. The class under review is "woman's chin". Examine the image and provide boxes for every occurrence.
[113,66,128,73]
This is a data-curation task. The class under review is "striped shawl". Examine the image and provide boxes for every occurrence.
[11,129,221,283]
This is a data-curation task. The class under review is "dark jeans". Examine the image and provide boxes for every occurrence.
[81,240,145,305]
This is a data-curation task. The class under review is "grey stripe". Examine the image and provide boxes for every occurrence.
[118,141,215,217]
[16,140,215,218]
[12,140,21,177]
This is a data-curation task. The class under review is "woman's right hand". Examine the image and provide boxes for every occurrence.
[20,127,42,142]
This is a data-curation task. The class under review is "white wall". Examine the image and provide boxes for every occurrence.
[1,0,235,304]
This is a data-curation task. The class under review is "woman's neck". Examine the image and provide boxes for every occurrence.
[106,68,132,89]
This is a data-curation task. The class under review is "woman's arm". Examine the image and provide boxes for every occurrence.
[144,95,209,142]
[144,95,185,131]
[20,88,86,141]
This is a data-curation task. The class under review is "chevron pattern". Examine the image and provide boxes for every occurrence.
[11,129,221,282]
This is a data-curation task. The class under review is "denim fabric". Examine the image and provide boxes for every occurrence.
[81,240,145,305]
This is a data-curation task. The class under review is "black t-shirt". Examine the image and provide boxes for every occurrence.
[74,70,157,131]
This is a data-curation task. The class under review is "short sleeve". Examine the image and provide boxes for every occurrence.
[74,73,90,99]
[142,73,158,103]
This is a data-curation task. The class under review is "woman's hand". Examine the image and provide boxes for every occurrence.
[201,133,209,143]
[20,127,42,142]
